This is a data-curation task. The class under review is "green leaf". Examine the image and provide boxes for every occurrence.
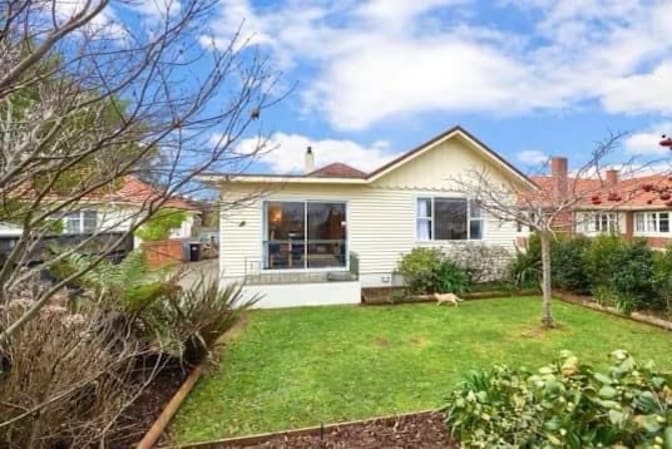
[599,386,618,399]
[664,426,672,449]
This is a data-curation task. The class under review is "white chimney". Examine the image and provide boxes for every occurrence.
[304,146,315,173]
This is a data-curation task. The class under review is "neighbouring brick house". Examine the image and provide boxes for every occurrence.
[531,157,672,249]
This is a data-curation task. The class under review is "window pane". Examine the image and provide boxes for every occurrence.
[265,202,305,269]
[435,198,467,240]
[64,212,81,233]
[417,198,431,218]
[417,218,432,240]
[307,202,347,268]
[83,211,97,233]
[469,200,481,218]
[469,220,483,240]
[660,213,669,233]
[635,214,644,232]
[647,213,657,232]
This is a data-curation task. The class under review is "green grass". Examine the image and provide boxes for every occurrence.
[172,297,672,443]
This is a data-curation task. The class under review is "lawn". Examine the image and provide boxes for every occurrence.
[172,297,672,443]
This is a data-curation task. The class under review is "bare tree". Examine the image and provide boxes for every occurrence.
[0,0,280,343]
[449,132,650,328]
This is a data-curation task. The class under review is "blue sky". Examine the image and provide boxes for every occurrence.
[113,0,672,174]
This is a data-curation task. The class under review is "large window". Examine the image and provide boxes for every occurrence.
[635,212,670,234]
[264,201,347,270]
[577,212,618,235]
[63,210,97,234]
[416,198,483,241]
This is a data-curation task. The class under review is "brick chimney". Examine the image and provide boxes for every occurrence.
[304,146,315,173]
[606,169,619,187]
[550,157,568,198]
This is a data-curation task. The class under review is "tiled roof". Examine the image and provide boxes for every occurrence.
[308,163,368,178]
[532,174,672,210]
[103,176,198,211]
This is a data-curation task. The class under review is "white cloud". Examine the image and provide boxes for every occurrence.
[516,149,549,165]
[235,132,398,173]
[624,122,672,156]
[202,0,672,130]
[601,63,672,115]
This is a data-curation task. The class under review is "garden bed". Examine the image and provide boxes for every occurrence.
[554,290,672,332]
[179,411,455,449]
[361,286,538,305]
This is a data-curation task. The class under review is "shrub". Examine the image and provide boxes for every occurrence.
[609,239,656,310]
[433,260,470,295]
[585,234,625,289]
[653,247,672,314]
[551,236,592,294]
[444,350,672,449]
[396,247,445,294]
[135,207,187,241]
[449,244,512,284]
[507,246,541,290]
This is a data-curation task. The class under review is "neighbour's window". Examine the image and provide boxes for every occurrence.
[416,197,483,241]
[592,213,617,233]
[264,201,347,270]
[63,210,98,234]
[635,212,671,234]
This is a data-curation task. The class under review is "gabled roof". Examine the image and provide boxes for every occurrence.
[200,125,537,189]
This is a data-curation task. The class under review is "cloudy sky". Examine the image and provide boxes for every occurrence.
[119,0,672,174]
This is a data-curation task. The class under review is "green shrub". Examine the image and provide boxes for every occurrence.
[653,248,672,314]
[396,247,471,294]
[507,246,541,290]
[444,350,672,449]
[551,236,592,294]
[610,239,656,310]
[433,260,469,295]
[135,207,187,241]
[585,235,625,289]
[396,247,444,294]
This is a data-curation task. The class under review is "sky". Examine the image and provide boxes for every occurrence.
[81,0,672,175]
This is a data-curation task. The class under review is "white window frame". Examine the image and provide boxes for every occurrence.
[577,212,618,235]
[634,211,671,235]
[415,197,484,242]
[63,210,98,234]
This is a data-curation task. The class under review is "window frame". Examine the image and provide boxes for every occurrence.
[261,199,350,272]
[63,210,98,234]
[415,196,484,242]
[634,211,671,236]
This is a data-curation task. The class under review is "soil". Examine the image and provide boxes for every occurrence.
[111,361,192,449]
[214,412,457,449]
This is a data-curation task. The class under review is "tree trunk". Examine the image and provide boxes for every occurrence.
[540,232,555,328]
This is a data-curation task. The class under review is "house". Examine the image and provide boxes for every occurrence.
[532,157,672,248]
[0,176,200,246]
[201,126,537,308]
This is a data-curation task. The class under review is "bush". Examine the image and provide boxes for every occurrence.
[444,350,672,449]
[585,235,625,289]
[609,239,656,310]
[551,236,592,294]
[396,247,445,294]
[507,246,540,290]
[433,260,469,295]
[653,247,672,314]
[449,244,512,284]
[135,207,187,241]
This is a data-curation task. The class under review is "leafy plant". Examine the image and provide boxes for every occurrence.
[396,247,445,294]
[585,234,625,289]
[449,244,512,284]
[444,350,672,449]
[551,235,592,294]
[172,276,260,362]
[433,260,469,294]
[507,246,541,290]
[653,247,672,314]
[135,207,188,241]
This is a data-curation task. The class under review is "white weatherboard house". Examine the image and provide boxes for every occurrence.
[202,126,536,308]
